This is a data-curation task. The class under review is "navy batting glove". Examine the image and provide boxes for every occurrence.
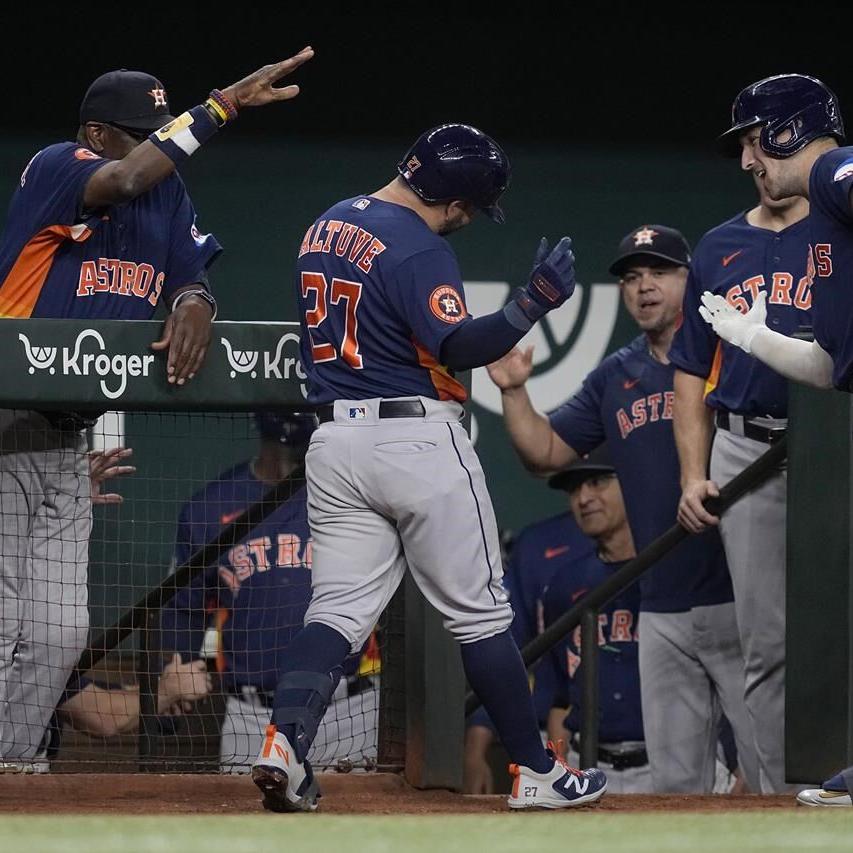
[511,236,576,325]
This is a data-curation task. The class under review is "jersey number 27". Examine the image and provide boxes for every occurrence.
[301,272,363,369]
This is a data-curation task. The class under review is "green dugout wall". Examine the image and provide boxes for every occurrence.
[787,383,853,782]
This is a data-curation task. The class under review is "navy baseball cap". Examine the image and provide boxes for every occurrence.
[608,225,692,277]
[548,446,616,493]
[80,69,174,131]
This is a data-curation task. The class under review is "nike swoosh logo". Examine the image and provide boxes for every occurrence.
[722,250,743,267]
[545,546,570,559]
[623,377,641,390]
[220,509,245,526]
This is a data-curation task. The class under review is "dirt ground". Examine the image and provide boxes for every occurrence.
[0,773,797,815]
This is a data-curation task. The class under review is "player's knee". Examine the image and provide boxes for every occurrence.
[445,602,513,644]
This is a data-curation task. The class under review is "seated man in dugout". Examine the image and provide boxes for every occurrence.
[158,413,379,773]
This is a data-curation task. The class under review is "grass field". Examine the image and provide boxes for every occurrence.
[3,812,853,853]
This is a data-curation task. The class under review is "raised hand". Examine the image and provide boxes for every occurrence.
[512,236,577,324]
[699,290,767,353]
[220,46,315,110]
[487,345,534,391]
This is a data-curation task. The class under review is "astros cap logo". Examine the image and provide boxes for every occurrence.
[633,227,658,247]
[429,285,468,324]
[149,87,167,108]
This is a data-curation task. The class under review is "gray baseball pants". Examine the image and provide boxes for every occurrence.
[710,427,788,793]
[0,410,91,760]
[639,603,761,793]
[303,397,513,651]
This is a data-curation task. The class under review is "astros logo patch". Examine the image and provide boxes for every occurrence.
[429,285,467,324]
[74,148,102,161]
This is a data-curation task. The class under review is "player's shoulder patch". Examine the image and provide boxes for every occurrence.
[74,147,102,161]
[429,285,467,324]
[832,158,853,183]
[352,198,371,210]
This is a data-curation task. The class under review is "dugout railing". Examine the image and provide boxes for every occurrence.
[0,318,463,788]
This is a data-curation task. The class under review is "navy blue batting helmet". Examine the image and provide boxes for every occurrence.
[397,123,511,223]
[253,412,317,448]
[718,73,845,158]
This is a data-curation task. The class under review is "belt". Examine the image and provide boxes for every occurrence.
[571,737,647,770]
[316,399,426,424]
[715,411,786,445]
[598,744,648,770]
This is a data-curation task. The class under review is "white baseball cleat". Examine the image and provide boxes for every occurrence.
[508,747,607,810]
[797,788,852,807]
[251,724,321,813]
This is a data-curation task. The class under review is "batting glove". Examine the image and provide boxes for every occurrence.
[698,290,768,353]
[511,237,576,324]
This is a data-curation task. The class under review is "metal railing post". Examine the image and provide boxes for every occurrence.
[579,608,600,769]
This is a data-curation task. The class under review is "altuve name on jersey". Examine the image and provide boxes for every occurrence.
[298,219,387,273]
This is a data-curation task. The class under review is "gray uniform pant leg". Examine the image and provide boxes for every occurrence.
[639,609,719,793]
[0,410,90,760]
[710,428,787,793]
[639,604,760,793]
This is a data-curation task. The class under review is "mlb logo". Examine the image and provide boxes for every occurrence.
[352,198,371,210]
[349,407,367,419]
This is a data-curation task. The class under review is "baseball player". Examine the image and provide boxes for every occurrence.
[543,451,651,794]
[0,48,313,762]
[464,511,594,793]
[251,123,607,812]
[159,413,378,772]
[693,75,853,807]
[488,225,760,793]
[669,74,830,793]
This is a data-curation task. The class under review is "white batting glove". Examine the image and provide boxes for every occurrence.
[698,290,768,353]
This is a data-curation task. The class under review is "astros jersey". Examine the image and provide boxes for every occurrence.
[669,212,810,417]
[549,336,733,613]
[294,196,471,404]
[0,142,221,318]
[807,146,853,389]
[542,553,642,743]
[160,464,314,695]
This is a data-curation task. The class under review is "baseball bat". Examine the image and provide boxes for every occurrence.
[464,435,788,715]
[72,467,305,678]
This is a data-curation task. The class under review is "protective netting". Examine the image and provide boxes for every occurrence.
[0,409,389,773]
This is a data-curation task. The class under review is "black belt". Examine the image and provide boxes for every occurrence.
[316,400,426,424]
[715,411,786,445]
[571,737,647,770]
[598,744,648,770]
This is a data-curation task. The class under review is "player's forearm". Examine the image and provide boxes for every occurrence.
[501,385,572,474]
[60,685,141,737]
[83,144,177,208]
[673,370,715,484]
[748,328,834,389]
[440,309,528,371]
